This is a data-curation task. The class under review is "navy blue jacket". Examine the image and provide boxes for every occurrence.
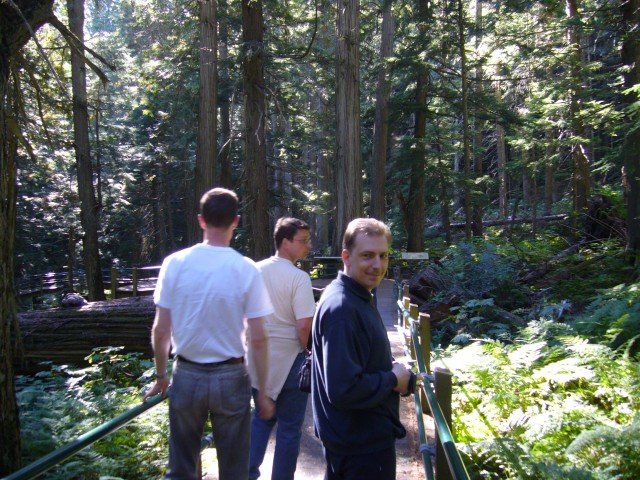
[311,272,406,455]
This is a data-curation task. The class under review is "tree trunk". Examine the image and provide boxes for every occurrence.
[621,0,640,269]
[153,157,168,260]
[403,0,429,252]
[528,149,539,236]
[566,0,591,219]
[315,90,330,250]
[370,1,393,222]
[67,226,76,290]
[68,0,105,302]
[544,127,555,216]
[457,0,472,240]
[189,0,218,246]
[0,71,22,475]
[243,0,271,260]
[218,0,233,189]
[94,98,103,209]
[430,213,569,230]
[436,143,452,244]
[334,0,363,253]
[472,0,484,237]
[1,0,55,471]
[496,82,508,220]
[16,297,155,375]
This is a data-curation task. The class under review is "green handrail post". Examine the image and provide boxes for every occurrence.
[2,392,168,480]
[414,387,435,480]
[434,367,454,480]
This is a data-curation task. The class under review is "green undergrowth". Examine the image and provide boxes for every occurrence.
[16,348,169,480]
[420,234,639,478]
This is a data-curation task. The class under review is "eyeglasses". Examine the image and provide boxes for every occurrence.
[292,238,312,245]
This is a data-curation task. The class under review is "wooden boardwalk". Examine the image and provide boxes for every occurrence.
[203,278,425,479]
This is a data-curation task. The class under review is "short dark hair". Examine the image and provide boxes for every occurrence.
[199,188,238,228]
[274,217,310,249]
[342,218,392,252]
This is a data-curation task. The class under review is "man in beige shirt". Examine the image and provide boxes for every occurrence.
[248,217,316,480]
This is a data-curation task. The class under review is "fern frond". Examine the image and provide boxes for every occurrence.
[567,418,640,479]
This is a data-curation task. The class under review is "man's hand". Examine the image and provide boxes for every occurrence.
[256,390,275,420]
[391,362,412,396]
[144,377,169,400]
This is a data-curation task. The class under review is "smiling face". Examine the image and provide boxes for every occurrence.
[342,233,389,292]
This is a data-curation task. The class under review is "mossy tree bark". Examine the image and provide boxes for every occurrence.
[1,0,55,472]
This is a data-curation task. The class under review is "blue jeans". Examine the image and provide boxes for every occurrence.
[249,352,308,480]
[165,359,252,480]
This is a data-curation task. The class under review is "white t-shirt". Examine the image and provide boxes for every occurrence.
[258,256,316,339]
[248,255,316,399]
[154,243,273,363]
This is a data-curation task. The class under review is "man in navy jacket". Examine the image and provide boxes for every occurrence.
[311,218,412,480]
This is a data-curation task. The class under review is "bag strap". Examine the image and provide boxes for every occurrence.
[305,328,312,354]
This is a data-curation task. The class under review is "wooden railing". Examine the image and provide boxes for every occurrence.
[108,266,160,299]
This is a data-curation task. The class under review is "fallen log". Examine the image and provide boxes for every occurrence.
[428,214,570,230]
[16,296,156,375]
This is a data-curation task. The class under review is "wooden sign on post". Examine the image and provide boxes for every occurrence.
[400,252,429,260]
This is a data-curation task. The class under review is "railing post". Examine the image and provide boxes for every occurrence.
[110,267,117,300]
[132,267,139,297]
[434,367,453,480]
[398,285,409,326]
[418,312,431,413]
[409,303,419,360]
[402,297,410,328]
[418,312,431,375]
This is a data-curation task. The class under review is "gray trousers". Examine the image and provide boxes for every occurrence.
[164,359,252,480]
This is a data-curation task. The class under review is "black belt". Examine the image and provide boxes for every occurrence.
[176,355,244,367]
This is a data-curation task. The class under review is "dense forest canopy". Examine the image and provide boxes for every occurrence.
[3,0,638,275]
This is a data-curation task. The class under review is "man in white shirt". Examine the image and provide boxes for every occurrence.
[145,188,274,480]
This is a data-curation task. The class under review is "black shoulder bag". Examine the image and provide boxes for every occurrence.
[298,336,312,393]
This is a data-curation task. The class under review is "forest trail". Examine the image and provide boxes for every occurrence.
[202,278,427,479]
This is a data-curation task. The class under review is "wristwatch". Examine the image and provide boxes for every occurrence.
[401,372,417,397]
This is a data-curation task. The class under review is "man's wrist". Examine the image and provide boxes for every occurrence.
[155,372,167,379]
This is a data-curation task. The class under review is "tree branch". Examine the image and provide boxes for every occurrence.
[4,0,70,100]
[49,14,116,86]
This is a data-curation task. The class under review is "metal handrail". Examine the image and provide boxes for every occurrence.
[2,392,169,480]
[413,385,436,480]
[397,297,470,480]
